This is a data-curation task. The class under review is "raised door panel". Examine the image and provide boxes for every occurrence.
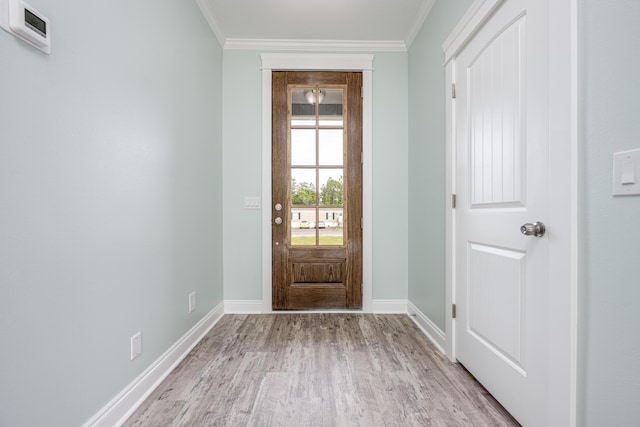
[469,18,525,208]
[468,243,525,373]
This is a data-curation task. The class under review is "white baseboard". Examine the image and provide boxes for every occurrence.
[371,299,408,313]
[224,300,264,313]
[224,299,408,314]
[83,302,225,427]
[407,301,447,355]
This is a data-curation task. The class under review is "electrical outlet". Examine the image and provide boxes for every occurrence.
[189,291,196,314]
[130,332,142,360]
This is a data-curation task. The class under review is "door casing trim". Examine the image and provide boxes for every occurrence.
[443,0,577,425]
[260,53,374,313]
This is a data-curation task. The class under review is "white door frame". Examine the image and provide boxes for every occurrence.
[443,0,577,425]
[260,53,374,313]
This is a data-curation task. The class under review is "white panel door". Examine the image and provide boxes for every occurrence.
[455,0,550,425]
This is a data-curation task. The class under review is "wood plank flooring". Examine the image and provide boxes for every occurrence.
[124,314,519,426]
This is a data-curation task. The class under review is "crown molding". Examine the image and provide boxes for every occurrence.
[195,0,437,52]
[224,38,407,52]
[406,0,437,49]
[195,0,225,47]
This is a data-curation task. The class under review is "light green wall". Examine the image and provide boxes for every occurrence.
[371,52,409,299]
[222,51,409,301]
[407,0,473,331]
[578,0,640,424]
[221,51,263,300]
[0,1,223,426]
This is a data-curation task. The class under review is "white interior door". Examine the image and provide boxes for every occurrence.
[454,0,550,425]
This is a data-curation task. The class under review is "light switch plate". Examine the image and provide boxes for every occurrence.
[244,196,261,209]
[613,149,640,196]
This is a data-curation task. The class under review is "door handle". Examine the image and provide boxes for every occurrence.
[274,217,283,225]
[520,221,546,237]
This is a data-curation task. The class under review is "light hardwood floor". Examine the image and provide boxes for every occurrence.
[124,314,519,426]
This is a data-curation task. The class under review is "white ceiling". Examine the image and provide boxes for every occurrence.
[197,0,435,49]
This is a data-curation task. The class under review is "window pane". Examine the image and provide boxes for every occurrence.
[291,169,316,206]
[319,129,343,166]
[318,169,343,206]
[319,89,343,126]
[291,129,316,165]
[319,208,343,246]
[291,208,316,246]
[291,88,315,126]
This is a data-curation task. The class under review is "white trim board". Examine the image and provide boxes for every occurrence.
[224,300,264,314]
[442,0,505,64]
[407,302,447,355]
[260,53,374,314]
[261,54,375,72]
[82,303,225,427]
[223,300,407,315]
[226,39,406,52]
[371,300,409,314]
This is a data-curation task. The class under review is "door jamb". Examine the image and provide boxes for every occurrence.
[442,0,577,425]
[260,54,374,313]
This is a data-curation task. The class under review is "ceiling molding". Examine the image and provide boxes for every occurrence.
[196,0,436,52]
[406,0,437,49]
[224,38,407,52]
[195,0,225,47]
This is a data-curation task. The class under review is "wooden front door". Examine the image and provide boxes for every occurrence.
[272,71,362,310]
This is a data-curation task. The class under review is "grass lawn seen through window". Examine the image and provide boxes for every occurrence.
[291,235,344,246]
